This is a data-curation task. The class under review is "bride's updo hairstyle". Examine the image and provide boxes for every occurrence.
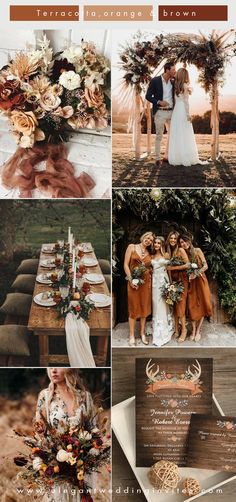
[154,236,166,256]
[166,231,180,257]
[47,368,87,407]
[175,68,190,96]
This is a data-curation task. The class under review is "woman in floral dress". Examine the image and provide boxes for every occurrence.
[35,368,96,502]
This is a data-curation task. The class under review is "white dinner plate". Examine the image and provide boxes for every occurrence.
[42,246,56,254]
[84,273,104,284]
[79,243,93,253]
[87,293,111,307]
[34,292,56,307]
[82,258,98,267]
[36,273,52,285]
[40,259,56,268]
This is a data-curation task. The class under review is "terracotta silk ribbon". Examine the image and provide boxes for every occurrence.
[1,143,95,198]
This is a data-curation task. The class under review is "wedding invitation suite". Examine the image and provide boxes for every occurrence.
[136,358,213,467]
[187,415,236,473]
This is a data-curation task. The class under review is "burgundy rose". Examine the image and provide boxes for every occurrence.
[0,81,25,110]
[52,59,76,82]
[45,466,55,477]
[95,438,103,446]
[36,449,48,460]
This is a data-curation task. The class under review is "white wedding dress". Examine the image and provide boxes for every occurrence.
[152,258,174,347]
[168,84,200,166]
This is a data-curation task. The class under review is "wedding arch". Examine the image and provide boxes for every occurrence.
[119,30,236,161]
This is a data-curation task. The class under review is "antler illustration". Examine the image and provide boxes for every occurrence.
[146,359,159,382]
[187,359,201,383]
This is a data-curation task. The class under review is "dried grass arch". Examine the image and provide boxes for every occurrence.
[119,30,236,161]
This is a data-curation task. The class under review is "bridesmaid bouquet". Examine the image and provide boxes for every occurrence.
[186,262,201,278]
[0,36,110,197]
[128,264,147,286]
[13,411,111,500]
[161,279,184,306]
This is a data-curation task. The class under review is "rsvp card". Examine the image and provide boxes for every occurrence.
[135,358,213,467]
[188,415,236,472]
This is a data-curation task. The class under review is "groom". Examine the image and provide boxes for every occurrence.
[146,61,176,167]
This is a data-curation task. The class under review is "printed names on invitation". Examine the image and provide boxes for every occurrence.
[135,358,213,467]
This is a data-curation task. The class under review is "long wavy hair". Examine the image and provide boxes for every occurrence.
[175,68,190,96]
[140,231,154,254]
[178,233,196,261]
[166,231,180,257]
[153,236,166,257]
[46,369,87,408]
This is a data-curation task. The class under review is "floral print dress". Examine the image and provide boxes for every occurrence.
[35,388,96,502]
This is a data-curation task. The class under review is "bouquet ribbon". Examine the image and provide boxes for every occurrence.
[1,143,95,198]
[65,313,96,367]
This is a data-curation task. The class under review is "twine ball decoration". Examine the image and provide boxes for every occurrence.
[148,460,180,491]
[182,478,201,497]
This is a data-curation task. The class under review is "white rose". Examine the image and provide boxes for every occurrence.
[59,71,81,91]
[79,430,92,440]
[56,449,70,462]
[20,135,35,148]
[33,457,43,471]
[191,263,198,269]
[89,447,100,457]
[132,279,139,286]
[62,46,83,63]
[91,427,100,434]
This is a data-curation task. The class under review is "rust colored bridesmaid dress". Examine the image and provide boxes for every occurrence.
[171,251,188,318]
[127,247,152,319]
[188,249,212,321]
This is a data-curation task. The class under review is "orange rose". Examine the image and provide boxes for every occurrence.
[11,110,38,136]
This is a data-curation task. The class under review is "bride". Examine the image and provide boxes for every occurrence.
[151,236,174,346]
[168,68,200,166]
[35,368,96,502]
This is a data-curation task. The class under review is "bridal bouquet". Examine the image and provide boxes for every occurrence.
[127,264,147,287]
[0,36,110,198]
[14,410,111,500]
[161,279,185,306]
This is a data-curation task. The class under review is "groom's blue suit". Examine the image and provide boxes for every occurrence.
[145,76,175,115]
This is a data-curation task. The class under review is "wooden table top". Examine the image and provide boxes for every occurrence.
[112,347,236,502]
[28,243,111,332]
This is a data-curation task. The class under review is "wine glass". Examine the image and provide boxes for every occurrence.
[59,285,70,299]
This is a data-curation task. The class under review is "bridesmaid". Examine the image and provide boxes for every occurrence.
[124,231,154,346]
[165,231,189,342]
[179,234,212,341]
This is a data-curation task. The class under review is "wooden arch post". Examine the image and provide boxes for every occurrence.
[133,85,142,160]
[211,80,219,162]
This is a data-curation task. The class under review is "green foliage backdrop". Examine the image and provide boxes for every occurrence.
[113,189,236,324]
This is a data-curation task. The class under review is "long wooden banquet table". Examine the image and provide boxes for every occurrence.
[28,243,111,367]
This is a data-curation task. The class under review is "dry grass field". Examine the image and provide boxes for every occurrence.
[0,394,110,502]
[112,134,236,187]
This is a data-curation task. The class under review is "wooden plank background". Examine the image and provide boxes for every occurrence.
[112,348,236,502]
[135,358,213,467]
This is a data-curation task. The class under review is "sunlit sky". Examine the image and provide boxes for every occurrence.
[112,29,236,114]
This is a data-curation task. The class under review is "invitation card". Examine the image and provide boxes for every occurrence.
[136,358,213,467]
[188,415,236,473]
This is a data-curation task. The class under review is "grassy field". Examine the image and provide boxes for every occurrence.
[0,200,111,322]
[112,133,236,187]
